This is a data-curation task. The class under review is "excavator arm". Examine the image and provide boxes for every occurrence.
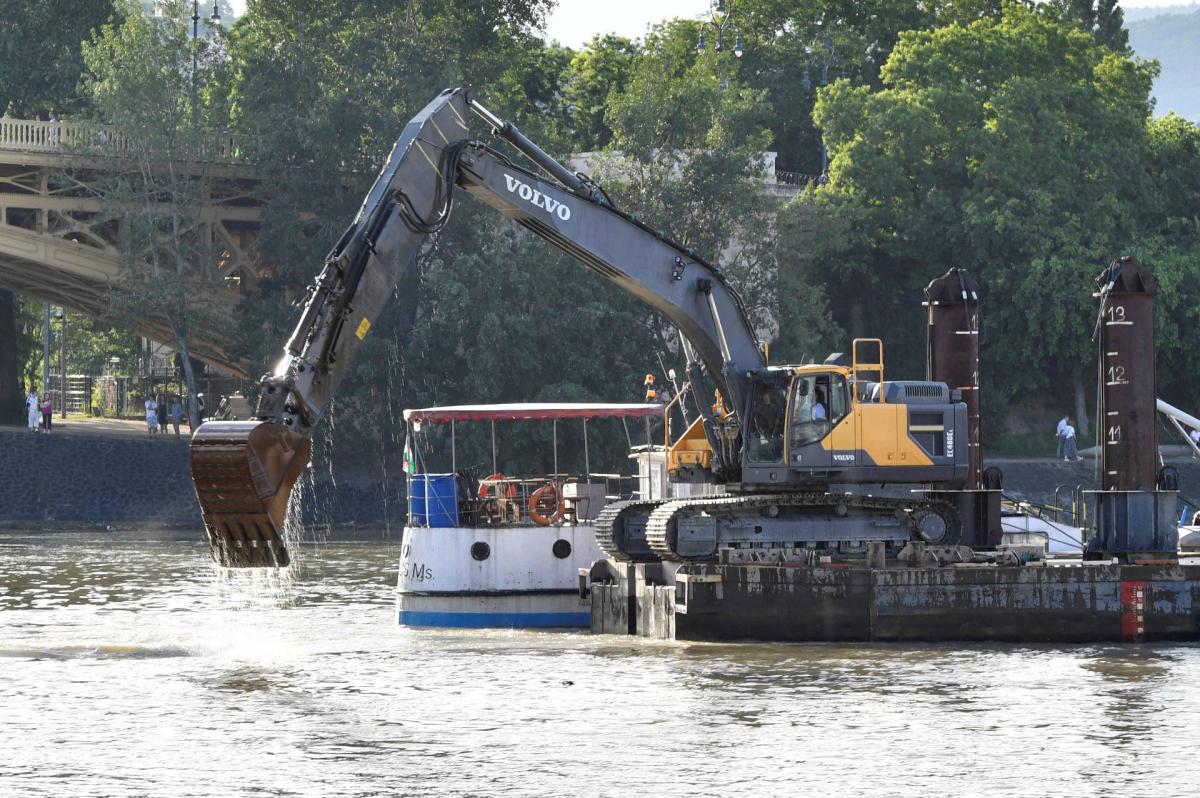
[190,87,763,567]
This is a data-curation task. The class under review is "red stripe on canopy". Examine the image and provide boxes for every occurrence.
[403,402,665,423]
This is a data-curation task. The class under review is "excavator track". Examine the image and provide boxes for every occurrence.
[644,492,961,562]
[593,499,665,563]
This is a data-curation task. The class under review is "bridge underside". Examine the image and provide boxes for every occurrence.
[0,147,263,377]
[0,236,247,376]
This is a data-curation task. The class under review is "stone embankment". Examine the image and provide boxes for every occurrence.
[989,456,1200,515]
[2,426,1197,529]
[0,428,402,528]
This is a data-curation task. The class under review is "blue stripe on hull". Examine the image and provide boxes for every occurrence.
[398,610,591,628]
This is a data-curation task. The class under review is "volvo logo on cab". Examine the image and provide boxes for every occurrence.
[503,174,572,221]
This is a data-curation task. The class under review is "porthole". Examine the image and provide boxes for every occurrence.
[471,541,491,561]
[552,539,572,559]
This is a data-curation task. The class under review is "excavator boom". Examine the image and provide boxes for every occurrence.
[190,88,763,567]
[191,91,474,566]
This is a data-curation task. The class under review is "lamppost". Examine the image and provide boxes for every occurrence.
[695,0,745,94]
[192,2,221,89]
[801,31,837,177]
[56,308,66,419]
[41,303,49,398]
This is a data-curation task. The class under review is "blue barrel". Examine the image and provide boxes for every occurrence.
[410,474,459,527]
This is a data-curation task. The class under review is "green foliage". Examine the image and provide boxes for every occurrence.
[223,0,562,372]
[0,0,120,116]
[563,35,639,151]
[725,0,1015,173]
[599,18,794,341]
[1049,0,1129,51]
[7,0,1192,461]
[785,2,1200,441]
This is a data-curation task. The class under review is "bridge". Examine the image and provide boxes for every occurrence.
[0,116,263,376]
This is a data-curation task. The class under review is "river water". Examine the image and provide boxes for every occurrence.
[3,530,1199,797]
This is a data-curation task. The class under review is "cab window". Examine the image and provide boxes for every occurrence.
[790,373,848,448]
[745,376,788,463]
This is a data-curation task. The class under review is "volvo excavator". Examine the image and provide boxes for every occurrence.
[190,88,970,568]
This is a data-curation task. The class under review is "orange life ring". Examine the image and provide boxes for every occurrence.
[529,482,563,526]
[478,473,517,499]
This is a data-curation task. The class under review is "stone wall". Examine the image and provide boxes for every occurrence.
[0,429,402,527]
[989,456,1200,516]
[2,426,1196,528]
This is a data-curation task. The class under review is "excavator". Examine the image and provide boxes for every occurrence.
[189,87,969,567]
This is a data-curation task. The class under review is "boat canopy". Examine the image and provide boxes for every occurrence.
[403,402,665,423]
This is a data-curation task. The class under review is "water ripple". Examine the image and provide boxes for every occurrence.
[3,530,1200,797]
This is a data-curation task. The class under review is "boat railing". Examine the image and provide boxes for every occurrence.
[407,472,643,528]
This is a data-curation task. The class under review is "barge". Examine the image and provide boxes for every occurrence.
[585,259,1200,643]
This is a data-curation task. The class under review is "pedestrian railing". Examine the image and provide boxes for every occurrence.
[0,117,246,163]
[773,170,825,187]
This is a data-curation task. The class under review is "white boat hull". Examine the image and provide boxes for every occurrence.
[396,524,602,628]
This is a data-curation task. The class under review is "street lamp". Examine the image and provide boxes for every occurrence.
[53,307,65,418]
[192,1,221,44]
[696,0,745,98]
[696,0,744,60]
[192,2,221,91]
[41,303,50,399]
[801,31,837,177]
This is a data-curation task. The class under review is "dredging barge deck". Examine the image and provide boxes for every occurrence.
[586,260,1200,643]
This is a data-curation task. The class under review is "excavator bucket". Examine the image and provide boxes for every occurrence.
[189,420,312,567]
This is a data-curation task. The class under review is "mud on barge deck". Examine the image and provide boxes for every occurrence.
[591,559,1200,643]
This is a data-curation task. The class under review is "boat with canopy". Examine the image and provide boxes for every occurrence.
[397,401,664,628]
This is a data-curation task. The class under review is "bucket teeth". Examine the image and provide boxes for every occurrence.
[189,420,311,568]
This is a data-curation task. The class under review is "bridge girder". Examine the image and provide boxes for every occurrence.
[0,132,263,377]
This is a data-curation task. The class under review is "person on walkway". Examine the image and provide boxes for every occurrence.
[156,394,168,435]
[40,394,53,434]
[26,390,40,432]
[171,396,183,437]
[144,396,157,434]
[1063,420,1082,462]
[48,110,60,145]
[1055,415,1069,458]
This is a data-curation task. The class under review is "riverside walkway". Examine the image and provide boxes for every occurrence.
[0,116,263,375]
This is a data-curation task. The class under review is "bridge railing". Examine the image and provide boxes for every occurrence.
[0,117,245,163]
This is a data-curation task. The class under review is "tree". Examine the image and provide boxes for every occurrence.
[0,0,120,116]
[598,18,838,377]
[1133,114,1200,412]
[224,0,561,372]
[1050,0,1129,51]
[563,35,639,151]
[80,0,231,426]
[723,0,1016,173]
[787,4,1157,437]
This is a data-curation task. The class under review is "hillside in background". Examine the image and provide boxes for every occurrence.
[1129,8,1200,121]
[1124,3,1200,23]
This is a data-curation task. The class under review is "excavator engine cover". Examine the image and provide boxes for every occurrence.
[190,420,311,567]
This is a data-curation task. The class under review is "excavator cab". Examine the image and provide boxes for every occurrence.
[738,339,967,488]
[741,367,851,484]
